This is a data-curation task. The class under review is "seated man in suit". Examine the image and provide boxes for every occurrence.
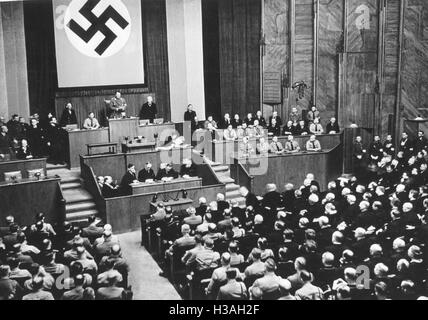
[309,118,324,135]
[253,120,265,138]
[102,176,119,198]
[270,136,284,154]
[204,116,218,130]
[139,96,157,123]
[219,113,232,130]
[83,112,100,130]
[255,110,266,128]
[289,107,301,123]
[119,164,138,195]
[326,117,340,134]
[16,139,33,160]
[109,92,127,118]
[239,136,255,157]
[257,137,270,155]
[269,111,283,127]
[268,118,281,136]
[285,135,300,153]
[138,162,156,182]
[156,163,179,181]
[306,135,322,152]
[299,120,309,136]
[231,114,242,129]
[223,125,237,141]
[245,113,254,126]
[180,158,197,178]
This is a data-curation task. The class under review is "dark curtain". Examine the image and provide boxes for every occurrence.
[218,0,261,116]
[141,0,171,121]
[23,0,58,117]
[202,0,221,121]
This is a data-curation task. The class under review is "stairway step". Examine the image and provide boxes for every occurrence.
[213,165,229,173]
[226,190,242,199]
[66,209,99,222]
[219,176,235,184]
[47,163,68,171]
[61,182,82,190]
[60,176,81,184]
[226,183,240,192]
[63,189,94,204]
[66,201,97,214]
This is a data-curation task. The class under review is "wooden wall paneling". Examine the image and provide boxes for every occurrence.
[316,0,344,125]
[0,178,63,227]
[400,0,428,137]
[262,0,290,120]
[80,154,126,183]
[343,0,380,128]
[239,145,343,195]
[104,184,226,234]
[292,0,315,111]
[381,0,401,137]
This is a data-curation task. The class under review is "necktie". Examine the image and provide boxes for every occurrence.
[276,143,280,151]
[290,142,294,151]
[312,141,315,149]
[90,119,93,127]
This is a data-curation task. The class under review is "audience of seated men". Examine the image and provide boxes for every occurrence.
[0,215,131,300]
[144,130,428,300]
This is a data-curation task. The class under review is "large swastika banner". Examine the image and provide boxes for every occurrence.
[53,0,144,88]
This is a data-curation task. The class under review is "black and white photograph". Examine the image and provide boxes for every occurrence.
[0,0,428,304]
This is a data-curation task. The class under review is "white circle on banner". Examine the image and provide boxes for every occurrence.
[64,0,131,58]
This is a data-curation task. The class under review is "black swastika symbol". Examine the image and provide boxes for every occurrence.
[67,0,129,56]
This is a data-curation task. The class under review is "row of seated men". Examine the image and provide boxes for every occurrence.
[184,104,340,136]
[353,131,428,184]
[0,113,69,164]
[98,159,198,197]
[0,214,131,300]
[144,141,428,300]
[238,135,323,156]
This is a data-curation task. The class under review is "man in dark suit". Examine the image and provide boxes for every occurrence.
[184,104,197,122]
[239,186,259,209]
[218,113,232,130]
[268,111,283,127]
[0,125,13,156]
[415,130,428,153]
[138,162,156,182]
[139,96,157,123]
[60,103,78,127]
[46,117,66,165]
[326,117,340,134]
[180,158,197,177]
[15,139,33,160]
[399,132,413,156]
[120,164,137,195]
[156,163,178,180]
